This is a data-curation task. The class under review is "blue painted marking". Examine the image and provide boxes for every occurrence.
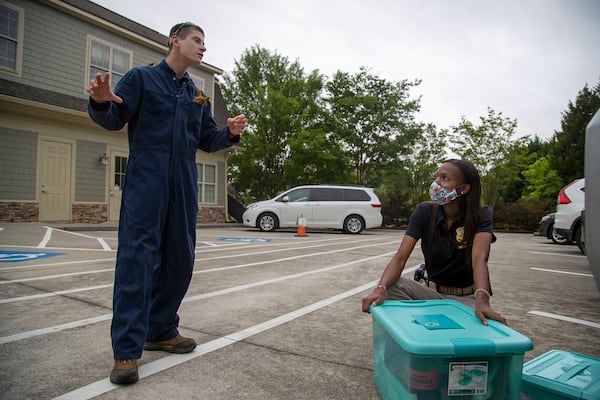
[0,250,64,262]
[218,237,272,243]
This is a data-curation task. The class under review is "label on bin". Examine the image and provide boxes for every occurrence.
[410,367,439,391]
[448,361,488,396]
[413,314,464,330]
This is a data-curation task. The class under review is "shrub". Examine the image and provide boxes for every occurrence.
[492,198,554,232]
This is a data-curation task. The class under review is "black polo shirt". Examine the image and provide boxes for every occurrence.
[405,202,494,287]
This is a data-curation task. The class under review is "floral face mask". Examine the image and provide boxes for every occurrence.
[429,181,465,205]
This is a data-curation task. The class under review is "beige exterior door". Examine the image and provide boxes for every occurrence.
[40,140,72,221]
[109,151,128,221]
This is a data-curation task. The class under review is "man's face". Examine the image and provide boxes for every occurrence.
[176,28,206,66]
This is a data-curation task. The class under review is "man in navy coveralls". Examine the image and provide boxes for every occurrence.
[86,22,247,384]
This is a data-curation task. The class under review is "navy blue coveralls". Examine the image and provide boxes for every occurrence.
[88,60,239,360]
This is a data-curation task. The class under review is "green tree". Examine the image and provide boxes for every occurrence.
[450,107,526,210]
[369,156,412,227]
[521,156,563,202]
[496,136,552,204]
[549,81,600,184]
[405,123,449,209]
[324,67,421,185]
[221,46,347,202]
[284,128,352,186]
[496,142,530,204]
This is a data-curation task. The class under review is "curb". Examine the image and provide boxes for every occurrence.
[52,223,244,232]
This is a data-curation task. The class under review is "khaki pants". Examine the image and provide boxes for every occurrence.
[386,277,476,308]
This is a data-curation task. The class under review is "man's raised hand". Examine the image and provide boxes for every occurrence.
[86,72,123,104]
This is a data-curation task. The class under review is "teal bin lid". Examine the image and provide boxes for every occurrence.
[371,300,533,356]
[522,350,600,399]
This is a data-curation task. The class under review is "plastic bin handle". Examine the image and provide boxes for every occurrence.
[452,339,496,356]
[557,361,592,382]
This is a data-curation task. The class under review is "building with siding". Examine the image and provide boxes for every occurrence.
[0,0,240,223]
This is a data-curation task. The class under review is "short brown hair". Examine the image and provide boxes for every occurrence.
[167,22,204,48]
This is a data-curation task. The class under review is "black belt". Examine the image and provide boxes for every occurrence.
[428,281,475,296]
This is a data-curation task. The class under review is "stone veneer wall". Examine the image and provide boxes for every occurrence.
[0,202,224,224]
[72,203,108,224]
[0,202,39,222]
[198,206,226,223]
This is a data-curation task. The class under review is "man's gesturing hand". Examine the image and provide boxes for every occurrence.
[86,72,123,104]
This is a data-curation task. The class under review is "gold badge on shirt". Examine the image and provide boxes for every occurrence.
[455,226,467,249]
[194,88,210,105]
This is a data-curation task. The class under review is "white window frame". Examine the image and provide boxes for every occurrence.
[0,1,24,76]
[85,35,132,93]
[197,162,217,204]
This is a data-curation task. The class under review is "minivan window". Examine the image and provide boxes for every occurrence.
[344,189,370,201]
[311,188,343,201]
[284,188,310,202]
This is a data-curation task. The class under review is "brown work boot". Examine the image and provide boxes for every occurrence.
[144,334,197,354]
[110,359,138,385]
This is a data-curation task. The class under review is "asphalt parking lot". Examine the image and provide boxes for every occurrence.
[0,223,598,400]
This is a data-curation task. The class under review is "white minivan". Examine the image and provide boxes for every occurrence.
[242,185,383,234]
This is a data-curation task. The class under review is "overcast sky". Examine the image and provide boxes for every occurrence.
[91,0,599,140]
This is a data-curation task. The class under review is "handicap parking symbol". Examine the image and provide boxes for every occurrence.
[0,250,64,262]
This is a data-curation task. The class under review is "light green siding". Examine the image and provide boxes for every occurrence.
[75,140,106,202]
[217,160,226,206]
[0,127,37,200]
[1,0,215,99]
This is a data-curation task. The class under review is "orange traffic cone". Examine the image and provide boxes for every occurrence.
[295,214,308,237]
[295,225,307,237]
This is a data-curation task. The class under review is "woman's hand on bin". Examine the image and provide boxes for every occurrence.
[361,287,386,313]
[475,299,507,326]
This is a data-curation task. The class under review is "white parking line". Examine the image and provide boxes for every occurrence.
[528,311,600,329]
[530,267,592,277]
[196,240,400,272]
[0,236,382,272]
[0,268,114,285]
[97,237,112,251]
[0,244,116,252]
[0,243,395,304]
[0,284,113,304]
[39,227,113,251]
[0,258,115,272]
[0,251,402,344]
[51,281,379,400]
[197,235,383,255]
[37,227,53,248]
[197,241,218,247]
[0,314,113,345]
[3,232,373,255]
[0,239,399,288]
[529,251,586,258]
[184,252,396,302]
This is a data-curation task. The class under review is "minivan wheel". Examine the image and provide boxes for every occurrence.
[257,212,278,232]
[343,215,364,234]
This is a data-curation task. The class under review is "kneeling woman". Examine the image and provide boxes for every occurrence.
[361,159,506,325]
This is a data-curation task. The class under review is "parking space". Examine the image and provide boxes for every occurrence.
[0,224,598,400]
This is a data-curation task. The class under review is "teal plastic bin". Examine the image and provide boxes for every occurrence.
[371,300,533,400]
[521,350,600,399]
